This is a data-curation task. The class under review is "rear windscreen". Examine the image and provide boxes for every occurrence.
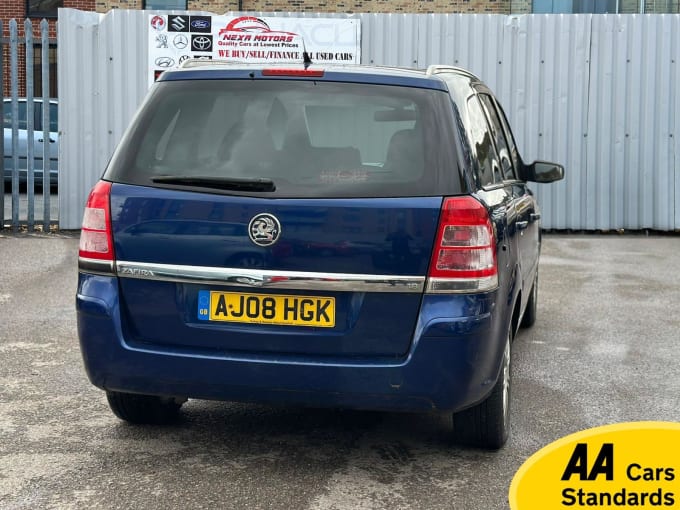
[105,79,462,198]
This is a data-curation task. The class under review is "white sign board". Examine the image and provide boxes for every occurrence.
[148,14,361,86]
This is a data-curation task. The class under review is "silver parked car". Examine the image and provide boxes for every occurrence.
[3,98,58,188]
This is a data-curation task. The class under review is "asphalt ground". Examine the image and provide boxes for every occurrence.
[2,191,59,230]
[0,234,679,510]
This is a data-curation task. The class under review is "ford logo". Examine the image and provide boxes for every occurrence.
[191,19,209,29]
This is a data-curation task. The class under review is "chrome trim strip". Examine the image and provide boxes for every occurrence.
[115,261,425,293]
[425,275,498,294]
[78,257,116,275]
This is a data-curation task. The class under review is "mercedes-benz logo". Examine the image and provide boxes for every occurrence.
[193,36,212,51]
[173,34,188,50]
[155,56,175,68]
[248,214,281,247]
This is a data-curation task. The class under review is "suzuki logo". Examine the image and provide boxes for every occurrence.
[171,16,187,31]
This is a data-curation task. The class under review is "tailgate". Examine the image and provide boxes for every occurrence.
[111,184,442,359]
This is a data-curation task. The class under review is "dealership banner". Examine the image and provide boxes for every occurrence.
[148,14,361,86]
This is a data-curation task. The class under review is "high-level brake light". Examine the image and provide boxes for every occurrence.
[261,69,324,77]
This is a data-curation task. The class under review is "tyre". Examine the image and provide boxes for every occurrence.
[452,330,511,449]
[106,391,184,424]
[520,271,538,328]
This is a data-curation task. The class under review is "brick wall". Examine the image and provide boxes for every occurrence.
[645,0,680,12]
[97,0,142,10]
[1,0,95,96]
[95,0,679,14]
[97,0,513,13]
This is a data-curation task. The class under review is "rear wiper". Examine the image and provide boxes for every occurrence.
[151,175,276,192]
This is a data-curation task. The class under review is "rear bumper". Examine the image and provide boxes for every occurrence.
[76,273,508,413]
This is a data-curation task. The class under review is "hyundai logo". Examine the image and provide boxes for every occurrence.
[191,19,209,29]
[192,36,212,51]
[173,34,188,50]
[248,214,281,247]
[155,56,175,68]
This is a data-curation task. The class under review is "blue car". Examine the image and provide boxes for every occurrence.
[76,62,563,449]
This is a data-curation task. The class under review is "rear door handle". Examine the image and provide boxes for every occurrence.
[530,213,541,222]
[516,221,529,230]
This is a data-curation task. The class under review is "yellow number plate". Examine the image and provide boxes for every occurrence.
[204,291,335,327]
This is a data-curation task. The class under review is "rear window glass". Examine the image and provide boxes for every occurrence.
[105,79,461,198]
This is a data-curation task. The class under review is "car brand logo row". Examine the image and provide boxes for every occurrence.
[151,15,212,34]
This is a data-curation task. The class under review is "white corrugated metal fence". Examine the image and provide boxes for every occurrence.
[58,9,680,230]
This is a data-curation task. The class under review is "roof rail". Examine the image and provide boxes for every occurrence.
[425,65,480,80]
[180,58,242,69]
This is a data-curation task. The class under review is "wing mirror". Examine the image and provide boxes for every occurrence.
[523,161,565,183]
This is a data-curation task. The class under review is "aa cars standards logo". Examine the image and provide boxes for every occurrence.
[509,422,680,509]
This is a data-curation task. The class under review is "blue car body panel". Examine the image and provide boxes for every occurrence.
[76,63,546,417]
[77,273,508,412]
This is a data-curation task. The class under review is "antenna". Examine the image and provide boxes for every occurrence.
[301,37,313,69]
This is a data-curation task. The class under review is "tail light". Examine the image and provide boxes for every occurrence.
[79,181,114,263]
[426,196,498,293]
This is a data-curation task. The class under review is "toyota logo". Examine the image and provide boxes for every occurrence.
[193,36,212,51]
[155,56,175,68]
[248,214,281,247]
[173,34,188,50]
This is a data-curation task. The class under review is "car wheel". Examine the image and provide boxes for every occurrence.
[452,330,511,449]
[520,271,538,328]
[106,391,184,424]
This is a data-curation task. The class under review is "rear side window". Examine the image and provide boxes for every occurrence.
[105,79,461,198]
[479,94,516,181]
[466,96,500,188]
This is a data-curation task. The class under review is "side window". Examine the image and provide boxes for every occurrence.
[3,101,28,130]
[466,96,500,187]
[494,102,522,177]
[49,103,58,132]
[479,94,516,181]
